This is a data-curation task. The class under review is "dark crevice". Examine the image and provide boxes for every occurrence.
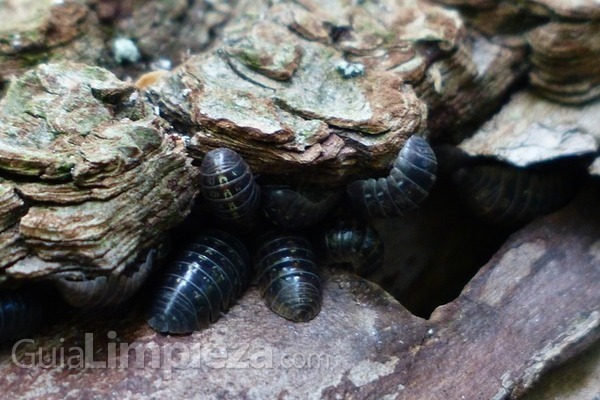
[0,169,52,185]
[383,153,593,319]
[372,178,514,319]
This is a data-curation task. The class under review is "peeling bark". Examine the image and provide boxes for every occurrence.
[148,0,525,183]
[432,0,600,104]
[0,62,200,280]
[458,90,600,166]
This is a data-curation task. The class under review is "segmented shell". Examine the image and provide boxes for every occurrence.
[347,136,437,218]
[453,164,578,226]
[200,148,260,231]
[53,248,157,309]
[319,220,384,277]
[255,233,321,322]
[261,184,341,228]
[147,231,251,334]
[0,289,44,342]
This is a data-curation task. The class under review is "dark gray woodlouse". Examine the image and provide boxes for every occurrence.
[53,248,157,309]
[200,148,260,231]
[261,184,341,228]
[147,231,251,334]
[319,220,384,277]
[453,164,578,226]
[0,289,44,342]
[254,233,321,322]
[347,136,437,218]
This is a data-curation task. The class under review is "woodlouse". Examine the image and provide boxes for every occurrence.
[147,231,251,334]
[254,233,321,322]
[53,248,157,309]
[319,220,384,277]
[200,148,260,231]
[347,136,437,218]
[261,183,341,228]
[453,164,578,226]
[0,288,45,342]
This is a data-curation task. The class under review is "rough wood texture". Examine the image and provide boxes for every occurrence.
[147,0,525,183]
[0,0,236,86]
[0,0,103,85]
[115,0,236,66]
[458,90,600,167]
[522,339,600,399]
[0,271,429,399]
[0,62,200,280]
[413,32,527,139]
[527,22,600,104]
[432,0,600,30]
[432,0,600,104]
[1,186,598,399]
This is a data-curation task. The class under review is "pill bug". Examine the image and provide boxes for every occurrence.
[261,183,341,228]
[347,136,437,219]
[147,230,251,334]
[453,164,579,226]
[254,233,321,322]
[200,148,260,231]
[53,247,157,309]
[318,220,384,278]
[0,288,45,342]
